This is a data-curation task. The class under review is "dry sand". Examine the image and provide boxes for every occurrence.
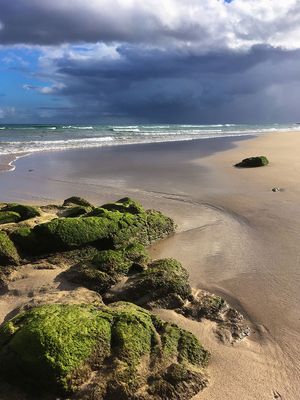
[0,131,300,399]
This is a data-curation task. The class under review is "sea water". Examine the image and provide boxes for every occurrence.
[0,123,299,155]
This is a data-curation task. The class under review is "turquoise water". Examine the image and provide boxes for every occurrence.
[0,123,299,155]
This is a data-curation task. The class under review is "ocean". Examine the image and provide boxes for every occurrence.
[0,123,299,155]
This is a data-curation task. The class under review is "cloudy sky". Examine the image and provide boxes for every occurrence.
[1,0,300,124]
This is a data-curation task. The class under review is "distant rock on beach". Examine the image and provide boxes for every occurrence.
[234,156,269,168]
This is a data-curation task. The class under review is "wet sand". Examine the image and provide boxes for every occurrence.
[1,132,300,399]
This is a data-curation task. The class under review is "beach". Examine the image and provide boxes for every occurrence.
[0,130,300,399]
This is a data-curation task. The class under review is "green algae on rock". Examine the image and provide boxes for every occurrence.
[234,156,269,168]
[0,304,112,394]
[101,197,144,214]
[61,205,93,218]
[106,258,191,308]
[63,196,94,208]
[0,231,20,266]
[13,199,175,255]
[3,204,40,220]
[0,211,20,225]
[64,246,148,294]
[0,302,209,399]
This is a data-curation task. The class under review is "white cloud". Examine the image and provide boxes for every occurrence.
[23,83,65,94]
[0,107,15,119]
[2,0,300,51]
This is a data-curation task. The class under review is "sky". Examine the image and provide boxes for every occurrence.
[1,0,300,124]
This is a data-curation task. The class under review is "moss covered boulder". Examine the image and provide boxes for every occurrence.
[101,197,144,214]
[61,205,93,218]
[0,211,20,225]
[0,231,20,265]
[107,258,191,308]
[235,156,269,168]
[63,196,93,208]
[0,302,209,399]
[3,204,40,220]
[13,199,174,255]
[64,245,149,294]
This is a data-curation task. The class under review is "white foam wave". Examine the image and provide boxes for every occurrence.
[62,126,94,130]
[112,128,140,133]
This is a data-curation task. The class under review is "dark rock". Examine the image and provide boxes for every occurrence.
[0,211,21,225]
[105,258,191,308]
[61,205,93,218]
[3,204,40,221]
[101,197,144,215]
[178,290,250,344]
[149,364,208,400]
[235,156,269,168]
[63,196,93,208]
[0,231,20,266]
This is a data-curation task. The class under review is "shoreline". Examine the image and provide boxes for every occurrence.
[0,130,299,398]
[0,135,254,176]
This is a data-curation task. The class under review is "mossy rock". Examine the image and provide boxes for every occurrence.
[3,204,40,220]
[63,196,93,208]
[108,258,191,307]
[0,302,209,399]
[64,247,148,294]
[149,363,208,400]
[65,264,117,294]
[16,201,174,255]
[0,211,20,225]
[0,304,112,394]
[109,209,175,249]
[235,156,269,168]
[32,214,122,252]
[101,197,144,215]
[0,231,20,266]
[10,227,39,255]
[62,205,93,218]
[124,242,149,266]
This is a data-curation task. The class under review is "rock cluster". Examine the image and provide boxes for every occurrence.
[0,197,250,399]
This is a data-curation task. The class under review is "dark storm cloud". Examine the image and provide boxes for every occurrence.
[0,0,208,46]
[42,45,300,123]
[1,1,300,122]
[1,0,300,49]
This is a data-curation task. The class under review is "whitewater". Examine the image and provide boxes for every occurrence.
[0,123,299,155]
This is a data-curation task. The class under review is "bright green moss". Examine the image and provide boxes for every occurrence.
[33,215,122,251]
[178,330,210,367]
[145,209,175,243]
[0,302,209,397]
[0,211,20,224]
[0,304,112,393]
[27,204,174,255]
[3,204,40,220]
[0,231,20,265]
[161,324,182,358]
[92,249,132,275]
[110,302,155,367]
[101,197,144,215]
[124,242,149,265]
[124,258,191,303]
